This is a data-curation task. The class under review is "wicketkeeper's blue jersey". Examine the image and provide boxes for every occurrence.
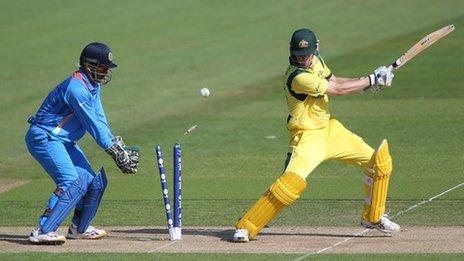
[27,69,114,149]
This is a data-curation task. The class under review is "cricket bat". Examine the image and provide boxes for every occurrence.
[389,24,455,71]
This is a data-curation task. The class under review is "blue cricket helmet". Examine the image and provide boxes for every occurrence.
[79,42,117,85]
[80,42,117,68]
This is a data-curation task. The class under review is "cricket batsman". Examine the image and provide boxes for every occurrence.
[233,28,399,242]
[25,42,139,244]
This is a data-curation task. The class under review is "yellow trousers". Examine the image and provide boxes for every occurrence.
[285,118,375,179]
[235,118,389,238]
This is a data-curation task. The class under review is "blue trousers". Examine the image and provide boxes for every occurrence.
[25,126,95,228]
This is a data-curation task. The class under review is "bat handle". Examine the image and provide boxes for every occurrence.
[389,58,401,71]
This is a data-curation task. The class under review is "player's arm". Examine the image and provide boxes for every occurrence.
[331,76,362,84]
[292,73,369,97]
[65,85,138,174]
[326,66,395,96]
[94,88,114,137]
[312,56,374,96]
[325,75,370,96]
[65,85,113,149]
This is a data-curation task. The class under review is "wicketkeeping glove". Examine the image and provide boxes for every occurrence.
[126,146,140,169]
[105,136,139,174]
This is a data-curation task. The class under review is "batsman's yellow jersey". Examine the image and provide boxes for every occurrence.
[283,55,374,179]
[284,55,332,130]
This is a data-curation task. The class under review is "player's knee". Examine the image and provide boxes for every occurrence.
[40,173,90,233]
[89,168,108,190]
[365,139,392,178]
[270,171,307,206]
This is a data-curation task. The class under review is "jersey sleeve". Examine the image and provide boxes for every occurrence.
[323,63,332,80]
[64,82,114,149]
[94,88,114,138]
[317,55,332,80]
[292,72,328,96]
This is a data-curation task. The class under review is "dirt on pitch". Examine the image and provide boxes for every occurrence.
[0,226,463,254]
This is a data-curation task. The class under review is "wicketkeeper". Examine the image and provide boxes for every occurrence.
[233,28,399,242]
[25,42,139,244]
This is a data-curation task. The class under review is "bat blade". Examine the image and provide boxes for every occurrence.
[390,24,455,70]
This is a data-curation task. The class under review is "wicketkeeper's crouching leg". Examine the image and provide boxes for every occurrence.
[233,171,307,242]
[68,168,108,239]
[29,172,91,245]
[29,169,108,244]
[361,139,400,233]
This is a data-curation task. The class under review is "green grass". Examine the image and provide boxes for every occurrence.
[1,0,463,259]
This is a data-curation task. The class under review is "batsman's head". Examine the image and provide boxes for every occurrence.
[289,28,318,68]
[80,42,117,85]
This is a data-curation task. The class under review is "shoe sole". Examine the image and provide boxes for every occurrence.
[232,237,249,243]
[373,227,396,234]
[361,223,398,234]
[67,232,108,240]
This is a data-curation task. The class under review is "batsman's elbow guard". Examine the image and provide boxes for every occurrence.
[235,172,307,239]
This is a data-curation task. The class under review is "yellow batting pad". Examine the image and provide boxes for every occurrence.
[235,172,307,239]
[362,139,393,223]
[372,139,393,177]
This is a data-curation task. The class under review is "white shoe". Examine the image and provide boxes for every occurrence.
[67,223,107,239]
[361,214,400,233]
[29,227,66,245]
[233,228,249,242]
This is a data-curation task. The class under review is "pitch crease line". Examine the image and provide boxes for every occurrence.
[293,182,464,261]
[149,240,178,252]
[391,182,464,219]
